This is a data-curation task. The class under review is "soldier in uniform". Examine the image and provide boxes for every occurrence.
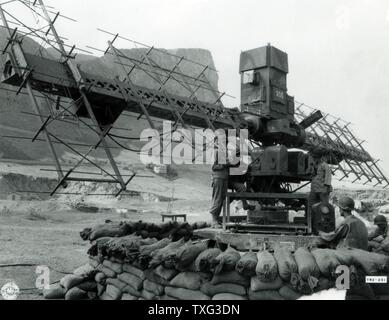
[309,154,336,235]
[209,142,230,227]
[368,215,389,254]
[309,153,333,206]
[209,138,254,228]
[318,196,369,250]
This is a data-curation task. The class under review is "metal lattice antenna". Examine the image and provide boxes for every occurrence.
[296,103,389,187]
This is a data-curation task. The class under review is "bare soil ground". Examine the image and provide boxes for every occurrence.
[0,198,211,300]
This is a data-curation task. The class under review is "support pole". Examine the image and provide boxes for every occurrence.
[37,0,127,192]
[0,5,64,182]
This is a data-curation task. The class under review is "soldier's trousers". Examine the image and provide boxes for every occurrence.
[209,177,228,218]
[309,191,329,206]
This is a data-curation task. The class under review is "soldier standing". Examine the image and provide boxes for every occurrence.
[310,154,333,205]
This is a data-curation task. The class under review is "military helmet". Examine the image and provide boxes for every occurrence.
[374,215,387,226]
[338,197,355,212]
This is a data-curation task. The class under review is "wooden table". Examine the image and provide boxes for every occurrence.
[161,214,187,222]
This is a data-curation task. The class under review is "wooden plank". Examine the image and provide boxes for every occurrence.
[226,192,308,200]
[194,228,319,251]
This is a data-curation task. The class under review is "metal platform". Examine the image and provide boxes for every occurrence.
[223,191,312,233]
[194,228,320,252]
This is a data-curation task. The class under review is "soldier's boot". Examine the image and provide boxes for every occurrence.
[211,214,222,229]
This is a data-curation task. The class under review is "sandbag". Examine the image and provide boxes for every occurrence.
[97,283,105,296]
[144,269,170,286]
[123,285,142,298]
[100,235,152,262]
[279,286,302,300]
[165,286,210,300]
[89,254,101,263]
[43,284,66,300]
[212,246,241,275]
[149,238,185,268]
[201,282,246,297]
[65,287,88,300]
[74,264,96,278]
[274,247,298,282]
[139,238,172,255]
[380,238,389,253]
[122,293,138,301]
[183,260,198,272]
[255,251,278,283]
[95,272,106,284]
[333,249,355,266]
[235,251,257,277]
[80,227,92,241]
[89,258,100,269]
[212,293,247,300]
[106,277,127,291]
[88,291,97,300]
[290,273,318,295]
[89,222,131,241]
[60,274,85,291]
[211,271,249,287]
[93,237,112,257]
[163,242,191,269]
[312,249,341,278]
[100,292,115,300]
[195,248,222,273]
[250,276,283,292]
[131,259,145,271]
[103,260,123,274]
[160,295,178,300]
[294,247,320,281]
[109,256,124,264]
[248,289,285,300]
[174,241,209,271]
[123,264,146,280]
[170,272,210,290]
[106,284,122,300]
[348,249,389,275]
[96,265,116,278]
[154,265,179,282]
[77,281,97,292]
[314,277,335,293]
[118,272,143,291]
[141,289,158,300]
[144,279,165,296]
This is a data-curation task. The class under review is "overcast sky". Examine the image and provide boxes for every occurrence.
[10,0,389,186]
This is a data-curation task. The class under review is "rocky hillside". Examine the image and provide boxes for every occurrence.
[0,29,220,161]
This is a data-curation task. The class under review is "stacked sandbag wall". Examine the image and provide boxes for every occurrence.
[44,235,389,301]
